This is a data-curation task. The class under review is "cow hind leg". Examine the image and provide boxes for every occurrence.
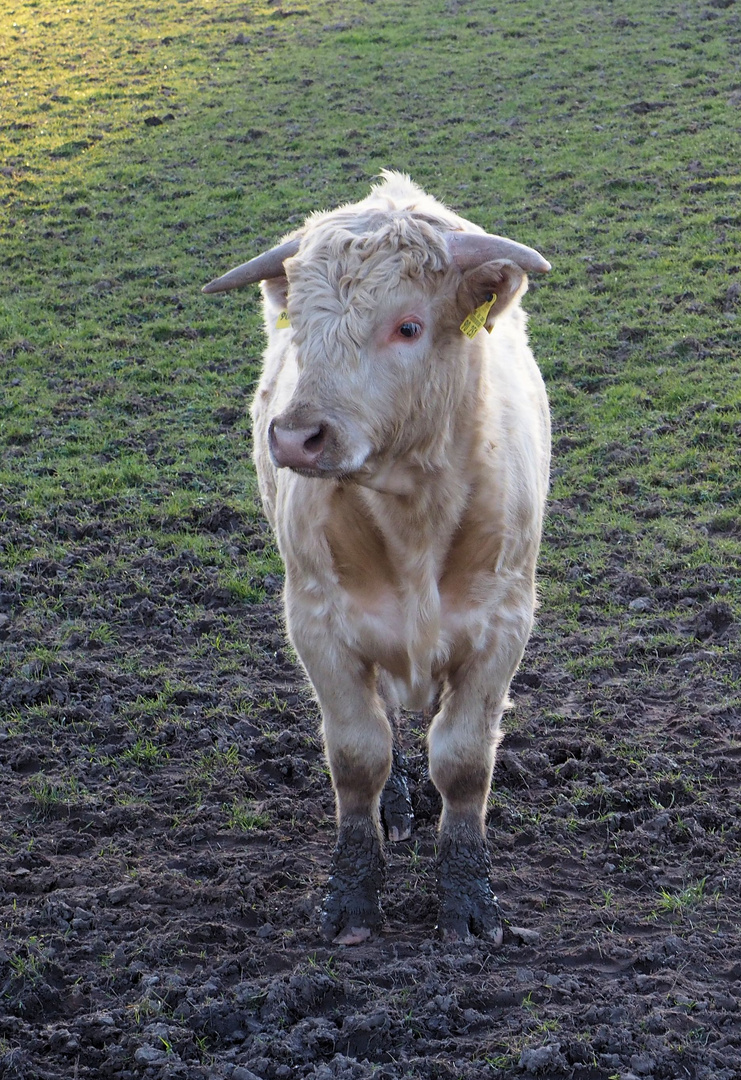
[380,734,414,843]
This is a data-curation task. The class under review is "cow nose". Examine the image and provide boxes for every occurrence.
[269,420,328,470]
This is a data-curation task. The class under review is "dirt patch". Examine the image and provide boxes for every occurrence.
[0,499,740,1080]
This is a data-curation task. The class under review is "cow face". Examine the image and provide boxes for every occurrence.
[203,175,549,493]
[263,217,475,488]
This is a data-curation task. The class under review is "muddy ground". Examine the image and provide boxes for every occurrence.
[0,494,740,1080]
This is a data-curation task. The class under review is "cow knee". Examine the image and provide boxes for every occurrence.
[428,714,503,826]
[429,747,493,828]
[325,721,393,819]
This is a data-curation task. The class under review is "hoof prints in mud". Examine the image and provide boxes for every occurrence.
[1,514,740,1080]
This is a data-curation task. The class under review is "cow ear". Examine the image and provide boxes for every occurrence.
[262,274,290,311]
[260,237,302,320]
[456,260,527,330]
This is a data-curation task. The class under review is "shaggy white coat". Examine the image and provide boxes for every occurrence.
[251,172,550,831]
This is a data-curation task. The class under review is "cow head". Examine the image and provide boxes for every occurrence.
[203,174,549,490]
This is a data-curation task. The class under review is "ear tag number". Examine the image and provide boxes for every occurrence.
[460,293,497,339]
[275,310,291,330]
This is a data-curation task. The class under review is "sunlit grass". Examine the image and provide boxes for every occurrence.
[1,0,740,679]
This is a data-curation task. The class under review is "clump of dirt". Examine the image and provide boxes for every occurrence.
[1,499,740,1080]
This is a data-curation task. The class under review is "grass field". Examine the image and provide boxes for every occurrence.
[1,1,741,1078]
[2,0,740,625]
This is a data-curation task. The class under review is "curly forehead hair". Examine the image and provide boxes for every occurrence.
[287,209,452,318]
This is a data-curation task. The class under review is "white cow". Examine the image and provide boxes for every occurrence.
[204,172,551,944]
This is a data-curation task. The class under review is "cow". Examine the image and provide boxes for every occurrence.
[203,172,551,945]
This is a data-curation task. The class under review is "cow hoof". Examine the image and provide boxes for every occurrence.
[381,747,414,843]
[320,819,385,945]
[320,889,383,945]
[382,796,413,843]
[332,924,373,946]
[386,822,413,843]
[436,833,503,945]
[436,894,504,946]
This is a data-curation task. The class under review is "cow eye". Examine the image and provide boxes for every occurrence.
[398,321,422,339]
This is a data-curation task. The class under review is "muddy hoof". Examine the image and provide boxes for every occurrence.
[320,819,385,945]
[328,922,374,947]
[320,884,383,945]
[437,887,503,945]
[380,746,414,843]
[436,832,503,945]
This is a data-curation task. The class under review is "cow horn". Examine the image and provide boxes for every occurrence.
[202,237,302,294]
[448,232,551,275]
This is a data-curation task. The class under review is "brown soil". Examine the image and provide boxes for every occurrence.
[1,501,740,1080]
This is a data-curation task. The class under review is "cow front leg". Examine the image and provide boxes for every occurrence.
[290,627,392,945]
[429,702,504,944]
[435,807,503,944]
[428,612,532,943]
[320,668,392,944]
[321,811,386,945]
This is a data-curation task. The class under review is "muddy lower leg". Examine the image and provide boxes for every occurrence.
[428,696,505,942]
[380,743,414,843]
[320,812,386,945]
[319,738,391,943]
[319,711,392,943]
[296,648,392,944]
[321,711,411,941]
[435,815,502,944]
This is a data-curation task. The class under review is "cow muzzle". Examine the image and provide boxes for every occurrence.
[269,418,329,472]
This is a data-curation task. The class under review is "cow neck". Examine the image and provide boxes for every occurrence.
[358,469,469,707]
[355,440,474,580]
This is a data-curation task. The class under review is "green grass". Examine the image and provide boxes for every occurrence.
[224,798,271,832]
[1,0,738,616]
[653,877,709,920]
[121,737,168,768]
[1,0,740,878]
[27,775,87,816]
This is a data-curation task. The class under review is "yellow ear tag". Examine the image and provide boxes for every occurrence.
[275,310,290,330]
[460,293,497,339]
